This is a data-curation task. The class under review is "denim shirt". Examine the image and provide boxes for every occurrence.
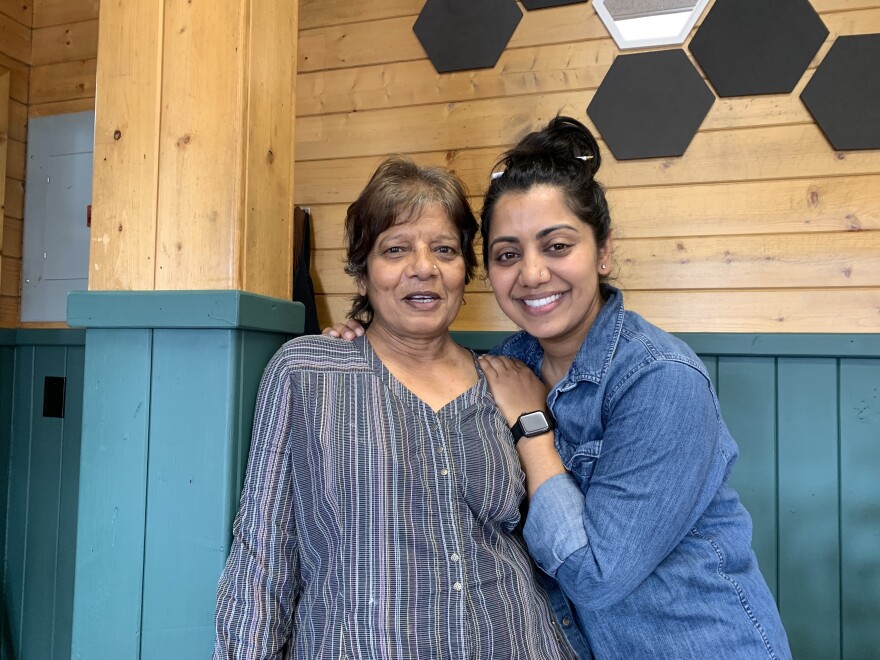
[494,285,792,660]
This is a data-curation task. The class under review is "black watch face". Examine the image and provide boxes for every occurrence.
[520,411,550,435]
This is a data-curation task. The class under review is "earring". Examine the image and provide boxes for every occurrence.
[600,264,607,270]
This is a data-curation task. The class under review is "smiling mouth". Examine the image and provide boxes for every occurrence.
[521,293,563,308]
[405,293,441,303]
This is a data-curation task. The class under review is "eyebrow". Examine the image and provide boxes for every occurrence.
[489,224,578,249]
[377,231,459,245]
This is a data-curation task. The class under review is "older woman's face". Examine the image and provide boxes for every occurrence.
[359,203,466,342]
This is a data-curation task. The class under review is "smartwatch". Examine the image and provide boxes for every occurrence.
[510,409,556,444]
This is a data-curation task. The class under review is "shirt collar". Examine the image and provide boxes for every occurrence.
[502,284,625,387]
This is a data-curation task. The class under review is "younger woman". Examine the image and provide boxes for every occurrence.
[478,116,791,659]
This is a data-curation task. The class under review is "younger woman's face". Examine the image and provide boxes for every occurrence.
[486,185,610,352]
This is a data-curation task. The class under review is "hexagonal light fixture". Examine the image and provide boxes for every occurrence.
[587,49,714,160]
[689,0,828,97]
[413,0,522,73]
[593,0,711,50]
[801,34,880,151]
[522,0,587,9]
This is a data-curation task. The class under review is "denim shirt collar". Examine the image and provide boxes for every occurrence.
[502,284,626,389]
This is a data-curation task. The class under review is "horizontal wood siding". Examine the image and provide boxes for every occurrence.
[296,0,880,332]
[0,0,29,328]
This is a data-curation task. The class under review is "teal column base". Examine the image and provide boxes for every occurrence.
[67,291,303,659]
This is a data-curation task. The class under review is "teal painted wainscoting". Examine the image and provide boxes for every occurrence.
[453,332,880,660]
[66,291,303,660]
[0,329,86,660]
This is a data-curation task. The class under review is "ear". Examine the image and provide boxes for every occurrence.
[597,235,613,270]
[357,276,367,297]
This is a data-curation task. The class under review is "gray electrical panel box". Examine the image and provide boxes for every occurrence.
[21,111,95,322]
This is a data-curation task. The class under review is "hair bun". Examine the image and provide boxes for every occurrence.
[544,115,602,176]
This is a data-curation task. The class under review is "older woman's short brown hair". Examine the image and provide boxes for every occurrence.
[344,156,479,324]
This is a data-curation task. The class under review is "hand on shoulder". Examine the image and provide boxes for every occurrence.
[322,319,365,340]
[478,355,549,427]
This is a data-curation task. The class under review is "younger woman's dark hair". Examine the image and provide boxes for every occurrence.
[345,156,479,324]
[480,115,612,272]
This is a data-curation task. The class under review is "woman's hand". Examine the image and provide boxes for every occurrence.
[479,355,565,498]
[322,319,365,340]
[478,355,550,427]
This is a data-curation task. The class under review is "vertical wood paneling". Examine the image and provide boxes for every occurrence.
[1,72,9,299]
[55,344,84,660]
[0,339,15,658]
[240,0,298,298]
[71,329,152,659]
[839,359,880,659]
[141,329,239,657]
[718,357,779,599]
[777,358,841,660]
[20,346,65,658]
[89,0,161,291]
[6,344,33,655]
[154,0,246,290]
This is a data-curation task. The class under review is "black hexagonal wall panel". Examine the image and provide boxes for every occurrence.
[522,0,587,10]
[801,34,880,151]
[587,50,714,160]
[689,0,828,97]
[413,0,522,73]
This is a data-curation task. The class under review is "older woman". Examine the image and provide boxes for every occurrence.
[213,157,577,659]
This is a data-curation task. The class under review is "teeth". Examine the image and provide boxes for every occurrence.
[409,296,437,301]
[523,293,562,308]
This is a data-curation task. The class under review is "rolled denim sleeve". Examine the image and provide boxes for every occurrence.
[523,473,589,575]
[529,359,729,612]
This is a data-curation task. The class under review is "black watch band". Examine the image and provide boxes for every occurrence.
[510,409,556,444]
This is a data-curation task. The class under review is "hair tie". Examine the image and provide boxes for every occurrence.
[490,155,593,181]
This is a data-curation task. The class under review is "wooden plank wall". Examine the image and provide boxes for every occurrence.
[0,0,97,328]
[295,0,880,333]
[12,0,880,331]
[0,0,33,328]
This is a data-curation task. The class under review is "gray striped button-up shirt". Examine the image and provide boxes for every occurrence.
[214,334,575,659]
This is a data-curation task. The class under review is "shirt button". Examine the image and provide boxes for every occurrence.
[436,445,446,453]
[562,617,571,627]
[452,582,463,591]
[450,553,460,562]
[440,468,449,476]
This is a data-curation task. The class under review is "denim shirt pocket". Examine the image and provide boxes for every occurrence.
[555,428,601,489]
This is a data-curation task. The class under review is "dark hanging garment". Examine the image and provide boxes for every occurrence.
[293,206,321,335]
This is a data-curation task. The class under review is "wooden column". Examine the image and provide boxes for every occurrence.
[90,0,298,297]
[1,69,8,304]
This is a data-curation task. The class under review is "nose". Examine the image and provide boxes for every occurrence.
[518,253,550,287]
[409,247,438,279]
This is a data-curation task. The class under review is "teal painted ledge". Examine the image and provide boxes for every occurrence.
[0,329,86,347]
[67,290,304,334]
[452,331,880,357]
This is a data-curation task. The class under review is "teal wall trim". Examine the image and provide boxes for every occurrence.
[68,291,303,659]
[0,330,85,660]
[68,289,304,333]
